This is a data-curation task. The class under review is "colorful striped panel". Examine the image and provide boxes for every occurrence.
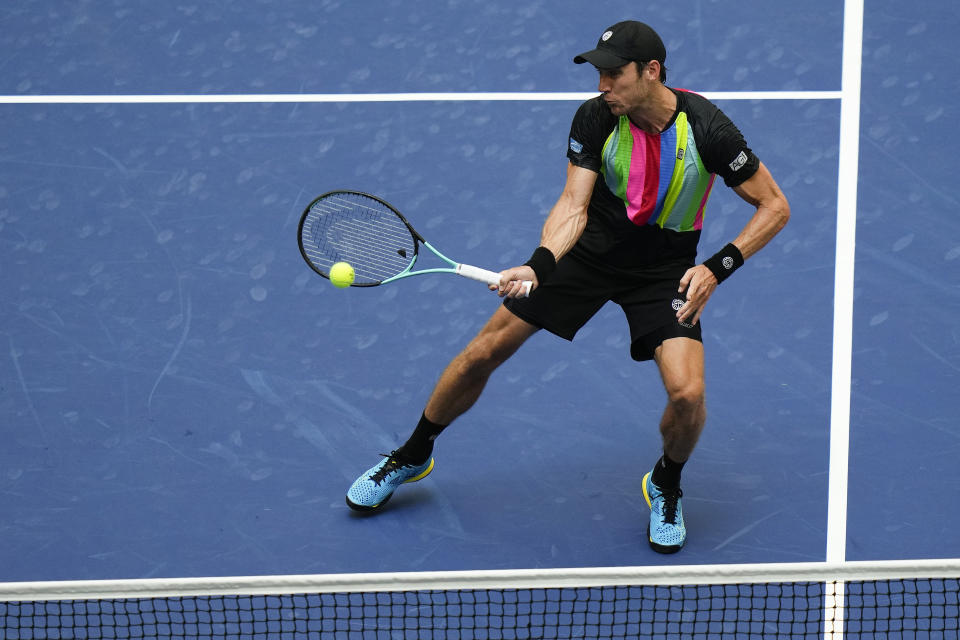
[600,114,717,232]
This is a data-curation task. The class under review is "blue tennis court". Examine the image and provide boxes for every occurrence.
[1,0,957,587]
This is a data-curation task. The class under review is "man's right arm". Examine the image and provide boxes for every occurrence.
[540,162,597,260]
[497,162,597,297]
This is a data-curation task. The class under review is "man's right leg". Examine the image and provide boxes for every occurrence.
[424,305,539,425]
[346,305,538,511]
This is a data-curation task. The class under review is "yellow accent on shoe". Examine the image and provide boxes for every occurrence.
[405,458,435,483]
[642,471,653,508]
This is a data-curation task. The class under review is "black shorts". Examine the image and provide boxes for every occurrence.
[503,252,702,361]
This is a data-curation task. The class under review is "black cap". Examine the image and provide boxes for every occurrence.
[573,21,666,68]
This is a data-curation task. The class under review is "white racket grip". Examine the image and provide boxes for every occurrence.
[456,263,532,298]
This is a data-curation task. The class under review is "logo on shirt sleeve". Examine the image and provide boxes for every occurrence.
[569,138,584,154]
[729,150,748,172]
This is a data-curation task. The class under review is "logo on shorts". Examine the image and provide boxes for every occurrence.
[569,138,583,153]
[729,150,748,172]
[673,298,695,329]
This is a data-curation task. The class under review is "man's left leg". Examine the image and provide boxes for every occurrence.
[643,336,706,553]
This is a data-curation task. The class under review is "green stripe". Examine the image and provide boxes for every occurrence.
[679,136,710,229]
[656,112,689,227]
[601,116,633,203]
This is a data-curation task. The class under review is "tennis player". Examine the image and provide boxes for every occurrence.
[346,20,790,554]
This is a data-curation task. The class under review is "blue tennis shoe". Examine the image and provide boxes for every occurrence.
[642,470,686,554]
[346,451,434,511]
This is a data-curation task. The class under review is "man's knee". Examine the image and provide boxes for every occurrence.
[459,309,535,374]
[664,378,705,412]
[655,338,705,411]
[459,337,508,373]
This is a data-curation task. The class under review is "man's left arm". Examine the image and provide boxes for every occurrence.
[677,161,791,325]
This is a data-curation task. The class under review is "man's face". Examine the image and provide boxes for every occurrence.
[596,61,650,115]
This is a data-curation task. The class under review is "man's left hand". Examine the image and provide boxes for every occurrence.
[677,265,718,326]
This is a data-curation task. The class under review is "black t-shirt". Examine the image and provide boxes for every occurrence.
[565,89,759,269]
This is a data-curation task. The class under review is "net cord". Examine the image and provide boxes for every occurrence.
[2,559,959,602]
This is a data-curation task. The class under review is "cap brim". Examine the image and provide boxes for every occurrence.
[573,48,631,68]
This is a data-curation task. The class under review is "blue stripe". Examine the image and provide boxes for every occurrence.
[653,125,677,218]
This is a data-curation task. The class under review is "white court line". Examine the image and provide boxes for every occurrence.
[4,81,856,553]
[4,84,854,539]
[825,0,865,637]
[0,90,840,104]
[828,0,865,566]
[3,82,854,548]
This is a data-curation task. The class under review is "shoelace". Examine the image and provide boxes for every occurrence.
[370,450,413,486]
[659,486,683,525]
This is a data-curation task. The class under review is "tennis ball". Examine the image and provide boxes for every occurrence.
[329,261,355,288]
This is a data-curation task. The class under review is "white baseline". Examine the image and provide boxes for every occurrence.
[0,90,840,104]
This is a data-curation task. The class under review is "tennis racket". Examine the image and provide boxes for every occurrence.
[297,191,531,295]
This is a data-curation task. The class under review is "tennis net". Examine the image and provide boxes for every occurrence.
[1,559,958,639]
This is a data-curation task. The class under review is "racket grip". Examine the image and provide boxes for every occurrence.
[456,263,532,298]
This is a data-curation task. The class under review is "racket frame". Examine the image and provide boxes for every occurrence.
[298,190,526,293]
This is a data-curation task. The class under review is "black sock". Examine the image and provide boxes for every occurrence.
[651,453,686,489]
[396,412,447,464]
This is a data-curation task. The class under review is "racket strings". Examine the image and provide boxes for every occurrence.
[301,194,416,284]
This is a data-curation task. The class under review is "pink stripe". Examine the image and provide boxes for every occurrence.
[625,127,658,225]
[692,174,717,230]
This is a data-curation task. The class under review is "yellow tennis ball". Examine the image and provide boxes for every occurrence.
[328,261,355,288]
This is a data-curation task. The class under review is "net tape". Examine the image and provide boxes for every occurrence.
[2,560,958,639]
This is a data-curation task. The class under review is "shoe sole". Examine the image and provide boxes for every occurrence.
[345,459,435,512]
[642,472,685,554]
[346,493,390,512]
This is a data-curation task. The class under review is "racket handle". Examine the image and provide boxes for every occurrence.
[456,263,532,298]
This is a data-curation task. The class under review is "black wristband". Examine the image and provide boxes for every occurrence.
[523,246,557,285]
[702,243,744,283]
